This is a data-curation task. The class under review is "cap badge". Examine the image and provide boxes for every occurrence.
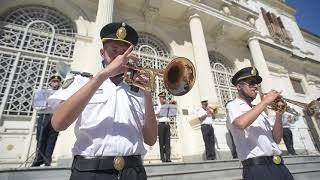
[116,23,127,40]
[251,68,257,76]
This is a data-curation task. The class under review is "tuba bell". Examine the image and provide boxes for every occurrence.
[123,57,196,96]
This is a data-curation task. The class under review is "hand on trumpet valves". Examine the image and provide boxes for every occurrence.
[132,70,151,87]
[262,90,282,106]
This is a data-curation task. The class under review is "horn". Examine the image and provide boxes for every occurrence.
[123,57,196,96]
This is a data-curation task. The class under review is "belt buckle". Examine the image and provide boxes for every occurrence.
[272,155,281,165]
[113,156,125,171]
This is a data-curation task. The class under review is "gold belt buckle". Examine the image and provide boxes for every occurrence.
[113,156,125,171]
[272,155,282,165]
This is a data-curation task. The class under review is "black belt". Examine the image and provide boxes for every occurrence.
[242,155,284,167]
[72,155,142,171]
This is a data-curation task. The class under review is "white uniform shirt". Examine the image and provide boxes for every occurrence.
[197,108,214,125]
[155,104,170,122]
[48,75,147,156]
[226,98,281,161]
[282,112,293,128]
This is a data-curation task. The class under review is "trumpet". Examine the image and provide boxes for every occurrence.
[123,57,196,96]
[270,95,288,112]
[206,105,220,114]
[267,94,318,116]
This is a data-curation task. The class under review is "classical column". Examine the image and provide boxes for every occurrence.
[188,10,218,103]
[248,37,272,92]
[96,0,114,32]
[92,0,115,73]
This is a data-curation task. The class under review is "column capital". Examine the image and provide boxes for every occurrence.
[186,7,201,21]
[246,31,261,43]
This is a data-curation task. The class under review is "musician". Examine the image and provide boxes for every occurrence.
[48,22,157,180]
[155,92,172,162]
[197,100,216,160]
[282,110,297,155]
[226,67,294,180]
[32,74,61,166]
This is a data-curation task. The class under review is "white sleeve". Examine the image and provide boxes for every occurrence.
[47,75,88,110]
[226,101,247,124]
[197,108,205,119]
[155,105,161,115]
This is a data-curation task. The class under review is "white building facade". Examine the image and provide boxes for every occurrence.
[0,0,319,167]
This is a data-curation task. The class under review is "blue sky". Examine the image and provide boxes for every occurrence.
[286,0,320,36]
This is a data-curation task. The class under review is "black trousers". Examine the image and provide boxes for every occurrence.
[32,113,59,166]
[243,164,294,180]
[228,130,238,159]
[158,122,171,162]
[70,156,147,180]
[283,128,297,155]
[201,124,216,160]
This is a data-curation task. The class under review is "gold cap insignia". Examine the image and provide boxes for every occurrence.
[116,23,127,40]
[251,67,257,76]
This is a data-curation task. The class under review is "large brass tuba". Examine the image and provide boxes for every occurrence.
[123,57,196,96]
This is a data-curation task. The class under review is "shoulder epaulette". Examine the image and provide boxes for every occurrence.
[70,71,93,78]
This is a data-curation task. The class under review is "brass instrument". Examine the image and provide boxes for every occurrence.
[123,57,196,96]
[270,95,288,112]
[206,105,220,114]
[269,95,318,117]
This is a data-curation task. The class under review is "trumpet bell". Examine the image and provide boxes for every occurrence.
[164,57,196,96]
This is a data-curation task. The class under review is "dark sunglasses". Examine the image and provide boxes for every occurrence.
[239,79,259,86]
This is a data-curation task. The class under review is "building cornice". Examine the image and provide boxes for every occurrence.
[256,36,320,65]
[259,0,296,15]
[174,0,257,32]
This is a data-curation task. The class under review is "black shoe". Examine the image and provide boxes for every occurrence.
[166,160,172,162]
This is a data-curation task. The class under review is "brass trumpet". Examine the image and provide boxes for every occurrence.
[270,95,288,112]
[268,95,318,116]
[123,57,196,96]
[207,105,220,114]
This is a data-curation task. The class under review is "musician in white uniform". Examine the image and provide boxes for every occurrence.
[226,67,294,180]
[155,92,172,162]
[197,100,216,160]
[48,22,157,180]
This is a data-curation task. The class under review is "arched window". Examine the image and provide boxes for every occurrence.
[134,32,171,100]
[0,5,76,120]
[134,32,178,138]
[209,51,237,106]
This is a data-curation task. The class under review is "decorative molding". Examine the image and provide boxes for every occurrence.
[186,7,201,21]
[211,21,226,41]
[267,63,288,77]
[247,15,256,26]
[222,5,231,16]
[143,0,160,24]
[305,74,320,84]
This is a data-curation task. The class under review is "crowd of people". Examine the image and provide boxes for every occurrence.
[30,21,320,180]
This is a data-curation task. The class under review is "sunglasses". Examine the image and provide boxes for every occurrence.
[239,79,259,86]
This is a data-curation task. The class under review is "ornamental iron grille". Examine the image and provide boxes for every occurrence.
[0,5,76,120]
[134,32,178,138]
[209,51,237,107]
